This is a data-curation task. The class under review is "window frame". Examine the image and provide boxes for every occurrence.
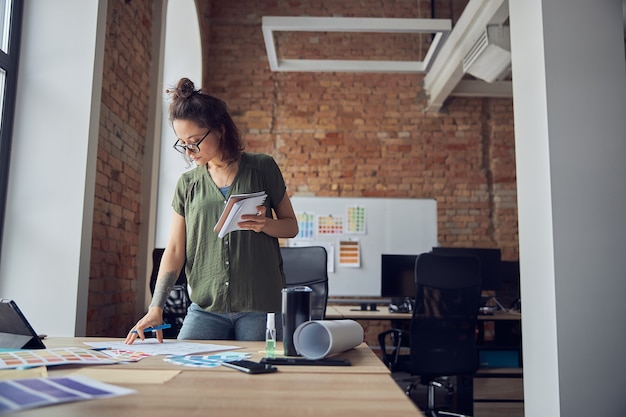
[0,0,23,266]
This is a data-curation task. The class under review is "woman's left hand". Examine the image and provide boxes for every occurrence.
[238,205,267,232]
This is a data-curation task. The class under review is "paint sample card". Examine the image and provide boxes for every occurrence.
[339,239,360,267]
[0,375,135,414]
[346,205,366,234]
[317,215,343,235]
[0,348,117,370]
[164,351,251,368]
[295,212,315,239]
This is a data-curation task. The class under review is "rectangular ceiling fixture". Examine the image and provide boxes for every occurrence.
[462,25,511,83]
[262,16,451,73]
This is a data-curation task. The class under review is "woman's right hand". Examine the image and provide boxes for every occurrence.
[125,307,165,344]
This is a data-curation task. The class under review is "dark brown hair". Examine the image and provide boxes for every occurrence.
[167,77,244,163]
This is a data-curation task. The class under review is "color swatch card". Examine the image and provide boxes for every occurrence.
[295,212,315,239]
[346,205,366,234]
[164,351,251,368]
[0,348,117,370]
[317,215,343,235]
[0,375,135,414]
[339,239,360,267]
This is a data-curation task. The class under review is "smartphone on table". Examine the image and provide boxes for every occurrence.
[221,359,278,374]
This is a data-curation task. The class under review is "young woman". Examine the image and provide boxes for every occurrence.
[126,77,298,343]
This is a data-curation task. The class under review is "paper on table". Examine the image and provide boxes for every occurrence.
[84,340,242,356]
[214,191,267,238]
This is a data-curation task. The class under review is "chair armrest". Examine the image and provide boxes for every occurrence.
[378,328,409,371]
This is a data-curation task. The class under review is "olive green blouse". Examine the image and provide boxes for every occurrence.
[172,152,286,313]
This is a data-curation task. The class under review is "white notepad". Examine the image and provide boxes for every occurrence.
[213,191,267,238]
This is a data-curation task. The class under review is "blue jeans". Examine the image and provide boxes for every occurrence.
[177,303,283,341]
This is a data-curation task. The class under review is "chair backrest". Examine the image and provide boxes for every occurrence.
[280,246,329,320]
[410,252,482,377]
[150,248,190,337]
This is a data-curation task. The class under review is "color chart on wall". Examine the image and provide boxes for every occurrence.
[317,215,343,235]
[339,239,360,267]
[345,205,366,234]
[295,212,315,239]
[289,196,438,296]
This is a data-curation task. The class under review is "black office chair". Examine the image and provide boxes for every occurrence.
[149,248,191,338]
[280,246,329,320]
[378,252,481,417]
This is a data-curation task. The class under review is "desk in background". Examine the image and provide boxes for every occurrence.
[11,338,424,417]
[327,305,523,367]
[326,304,411,320]
[327,304,522,322]
[326,305,524,417]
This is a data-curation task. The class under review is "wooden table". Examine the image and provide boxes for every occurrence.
[10,338,424,417]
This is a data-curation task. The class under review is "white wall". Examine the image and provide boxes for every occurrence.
[510,1,626,416]
[0,0,107,336]
[0,0,204,332]
[155,0,202,247]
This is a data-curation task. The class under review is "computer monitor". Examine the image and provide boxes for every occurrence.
[431,247,502,291]
[380,254,417,300]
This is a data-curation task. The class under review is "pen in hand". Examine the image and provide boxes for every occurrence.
[131,323,171,334]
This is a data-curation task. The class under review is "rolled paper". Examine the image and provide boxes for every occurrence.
[293,319,364,360]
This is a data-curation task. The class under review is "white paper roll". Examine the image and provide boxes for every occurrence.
[292,319,364,360]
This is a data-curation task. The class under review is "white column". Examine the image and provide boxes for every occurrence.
[509,0,626,416]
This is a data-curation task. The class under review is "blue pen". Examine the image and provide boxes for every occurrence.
[131,323,171,334]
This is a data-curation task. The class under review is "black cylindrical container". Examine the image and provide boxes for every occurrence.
[281,286,312,356]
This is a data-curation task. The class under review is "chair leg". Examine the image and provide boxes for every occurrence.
[428,381,436,409]
[404,381,418,397]
[437,412,471,417]
[427,380,472,417]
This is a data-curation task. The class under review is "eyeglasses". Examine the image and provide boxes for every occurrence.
[173,130,211,154]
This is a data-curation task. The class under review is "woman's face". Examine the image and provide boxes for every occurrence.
[172,119,222,166]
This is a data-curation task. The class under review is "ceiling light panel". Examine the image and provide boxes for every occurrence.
[262,16,451,73]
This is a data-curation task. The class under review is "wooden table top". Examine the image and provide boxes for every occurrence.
[9,338,424,417]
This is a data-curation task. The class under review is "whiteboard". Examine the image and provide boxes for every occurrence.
[287,196,438,296]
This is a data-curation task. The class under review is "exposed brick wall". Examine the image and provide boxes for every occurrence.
[88,0,152,336]
[195,0,518,346]
[197,0,518,260]
[85,0,518,338]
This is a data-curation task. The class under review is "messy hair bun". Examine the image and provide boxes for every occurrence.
[166,77,244,163]
[166,77,196,100]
